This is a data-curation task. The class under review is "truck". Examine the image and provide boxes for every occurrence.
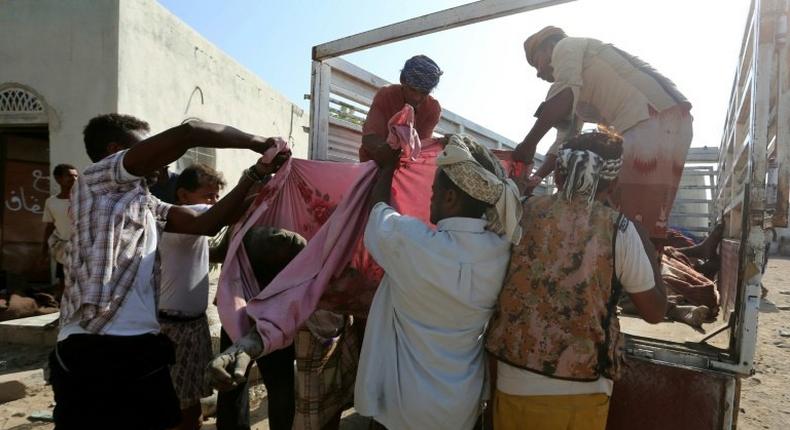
[305,0,786,428]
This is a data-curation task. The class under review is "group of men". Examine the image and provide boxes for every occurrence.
[46,25,698,430]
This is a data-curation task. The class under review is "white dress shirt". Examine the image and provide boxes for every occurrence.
[355,203,511,430]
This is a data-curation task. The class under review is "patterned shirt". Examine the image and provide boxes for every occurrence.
[60,150,171,333]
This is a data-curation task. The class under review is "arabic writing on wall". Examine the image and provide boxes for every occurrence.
[4,169,50,215]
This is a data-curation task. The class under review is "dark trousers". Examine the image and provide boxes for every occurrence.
[216,330,295,430]
[49,333,181,430]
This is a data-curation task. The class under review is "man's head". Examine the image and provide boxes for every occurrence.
[83,113,150,162]
[242,226,306,287]
[52,164,78,193]
[399,55,443,107]
[524,26,567,82]
[555,129,624,201]
[175,163,226,205]
[430,135,501,224]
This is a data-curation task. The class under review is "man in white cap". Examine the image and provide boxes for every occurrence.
[356,134,522,429]
[513,26,692,249]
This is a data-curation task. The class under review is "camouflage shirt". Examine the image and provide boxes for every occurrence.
[486,194,624,381]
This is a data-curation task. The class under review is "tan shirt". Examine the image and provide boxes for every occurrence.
[545,37,691,154]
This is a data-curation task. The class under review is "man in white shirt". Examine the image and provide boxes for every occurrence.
[41,163,78,286]
[50,113,289,430]
[486,130,667,430]
[157,163,227,430]
[355,134,522,430]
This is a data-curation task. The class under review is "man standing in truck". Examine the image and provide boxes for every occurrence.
[514,26,693,247]
[359,54,443,161]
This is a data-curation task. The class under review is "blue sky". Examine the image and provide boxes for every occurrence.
[159,0,750,153]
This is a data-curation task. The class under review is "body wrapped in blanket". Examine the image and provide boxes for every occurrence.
[621,227,723,328]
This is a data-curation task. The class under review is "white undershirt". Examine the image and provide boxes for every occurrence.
[158,204,211,315]
[497,220,655,397]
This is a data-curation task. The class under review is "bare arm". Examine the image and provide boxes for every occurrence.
[533,153,558,179]
[166,153,289,236]
[369,166,396,207]
[366,142,401,206]
[627,222,668,324]
[123,121,274,177]
[513,88,574,164]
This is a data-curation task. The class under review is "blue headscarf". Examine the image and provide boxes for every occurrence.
[400,55,443,93]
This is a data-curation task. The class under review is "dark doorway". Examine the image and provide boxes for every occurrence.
[0,128,50,286]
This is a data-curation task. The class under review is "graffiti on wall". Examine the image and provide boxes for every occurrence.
[4,169,49,214]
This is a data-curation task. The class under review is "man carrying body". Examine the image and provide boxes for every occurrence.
[486,131,668,430]
[355,134,522,429]
[514,26,692,246]
[50,114,288,430]
[360,55,443,161]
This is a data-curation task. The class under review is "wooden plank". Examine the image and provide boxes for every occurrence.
[680,185,715,190]
[685,147,720,163]
[313,0,575,60]
[675,198,714,204]
[670,213,713,218]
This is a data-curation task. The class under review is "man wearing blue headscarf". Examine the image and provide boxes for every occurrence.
[360,55,443,161]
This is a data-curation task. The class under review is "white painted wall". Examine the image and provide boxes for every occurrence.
[116,0,309,186]
[0,0,120,172]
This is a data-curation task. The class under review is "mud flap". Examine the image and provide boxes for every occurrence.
[607,358,738,430]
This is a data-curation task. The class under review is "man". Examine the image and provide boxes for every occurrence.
[157,163,227,430]
[486,131,668,430]
[514,26,692,245]
[216,226,304,430]
[360,55,443,161]
[50,113,288,430]
[356,134,521,429]
[41,164,79,288]
[150,165,179,204]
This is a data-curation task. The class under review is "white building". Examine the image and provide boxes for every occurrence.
[0,0,309,284]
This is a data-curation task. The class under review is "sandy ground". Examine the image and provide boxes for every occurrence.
[737,257,790,430]
[2,259,790,430]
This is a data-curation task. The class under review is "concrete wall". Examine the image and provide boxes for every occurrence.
[117,0,309,186]
[0,0,120,172]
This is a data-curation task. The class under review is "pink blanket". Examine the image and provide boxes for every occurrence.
[217,106,439,352]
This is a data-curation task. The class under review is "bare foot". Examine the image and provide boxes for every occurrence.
[668,305,711,328]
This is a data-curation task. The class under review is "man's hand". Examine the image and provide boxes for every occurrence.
[254,150,292,177]
[368,143,401,169]
[250,137,283,156]
[208,330,265,391]
[524,174,543,195]
[513,142,538,165]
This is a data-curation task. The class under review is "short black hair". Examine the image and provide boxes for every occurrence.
[243,227,307,287]
[175,163,226,193]
[83,113,150,162]
[52,164,77,177]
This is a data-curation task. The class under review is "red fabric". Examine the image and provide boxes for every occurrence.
[661,247,719,315]
[360,85,441,161]
[217,140,441,349]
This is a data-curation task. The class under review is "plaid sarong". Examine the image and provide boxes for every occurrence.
[294,314,362,429]
[160,314,213,409]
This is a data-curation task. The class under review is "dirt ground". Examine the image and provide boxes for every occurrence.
[2,259,790,430]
